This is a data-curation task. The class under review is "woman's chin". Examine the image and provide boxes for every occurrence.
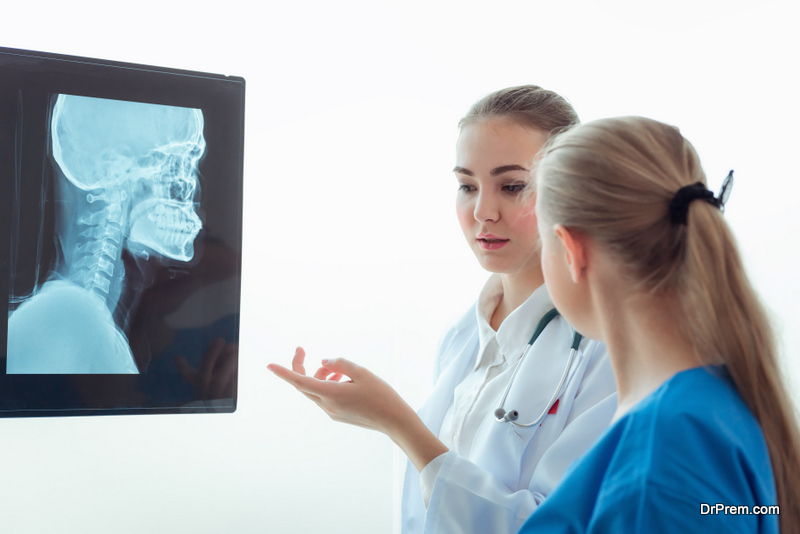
[479,259,535,277]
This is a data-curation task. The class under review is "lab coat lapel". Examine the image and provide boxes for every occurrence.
[417,326,479,436]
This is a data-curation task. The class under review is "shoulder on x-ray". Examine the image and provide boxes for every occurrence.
[7,94,206,375]
[7,281,137,374]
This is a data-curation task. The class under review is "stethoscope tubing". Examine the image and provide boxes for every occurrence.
[494,309,582,428]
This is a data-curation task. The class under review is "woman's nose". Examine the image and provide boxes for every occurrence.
[474,192,500,223]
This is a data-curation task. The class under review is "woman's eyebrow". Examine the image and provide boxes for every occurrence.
[490,164,528,176]
[452,164,528,176]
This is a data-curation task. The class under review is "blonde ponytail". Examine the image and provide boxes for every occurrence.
[682,203,800,531]
[535,116,800,533]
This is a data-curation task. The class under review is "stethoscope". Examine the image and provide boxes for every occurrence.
[494,308,583,428]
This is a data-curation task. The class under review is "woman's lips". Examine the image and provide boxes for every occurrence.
[477,236,509,250]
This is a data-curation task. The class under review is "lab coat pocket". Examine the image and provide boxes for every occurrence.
[470,414,541,491]
[471,348,586,490]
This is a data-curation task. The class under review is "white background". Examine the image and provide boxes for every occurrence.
[3,1,799,532]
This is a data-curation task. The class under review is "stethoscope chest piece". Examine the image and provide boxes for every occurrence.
[494,407,518,422]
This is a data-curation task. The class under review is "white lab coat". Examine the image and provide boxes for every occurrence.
[401,299,617,533]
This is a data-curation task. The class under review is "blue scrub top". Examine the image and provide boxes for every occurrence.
[518,366,778,534]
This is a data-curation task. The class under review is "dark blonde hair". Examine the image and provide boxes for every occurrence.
[535,116,800,533]
[459,85,579,135]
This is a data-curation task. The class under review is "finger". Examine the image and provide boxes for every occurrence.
[221,342,239,361]
[320,357,361,379]
[327,373,343,382]
[268,364,339,396]
[217,343,239,373]
[199,338,226,395]
[313,366,332,380]
[210,348,238,399]
[267,365,325,405]
[292,346,307,375]
[174,355,198,388]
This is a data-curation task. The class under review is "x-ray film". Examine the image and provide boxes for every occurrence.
[0,47,245,416]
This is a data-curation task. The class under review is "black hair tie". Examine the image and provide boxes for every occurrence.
[669,171,734,226]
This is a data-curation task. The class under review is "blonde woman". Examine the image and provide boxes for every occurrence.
[519,116,799,533]
[269,87,617,533]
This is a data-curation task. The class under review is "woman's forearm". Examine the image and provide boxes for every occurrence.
[387,403,449,473]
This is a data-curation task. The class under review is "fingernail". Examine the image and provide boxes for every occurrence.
[321,359,329,365]
[267,365,275,373]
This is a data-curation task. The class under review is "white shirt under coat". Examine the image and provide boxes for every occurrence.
[401,275,617,534]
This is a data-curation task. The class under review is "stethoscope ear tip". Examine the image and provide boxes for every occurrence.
[494,408,507,421]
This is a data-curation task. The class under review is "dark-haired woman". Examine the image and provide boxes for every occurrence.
[269,86,617,533]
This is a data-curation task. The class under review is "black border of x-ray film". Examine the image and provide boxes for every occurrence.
[0,47,244,417]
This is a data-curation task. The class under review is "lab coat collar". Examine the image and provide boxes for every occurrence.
[474,274,554,372]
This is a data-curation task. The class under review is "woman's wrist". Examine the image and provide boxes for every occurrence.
[387,403,449,473]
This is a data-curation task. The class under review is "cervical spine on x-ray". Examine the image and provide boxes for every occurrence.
[51,95,205,309]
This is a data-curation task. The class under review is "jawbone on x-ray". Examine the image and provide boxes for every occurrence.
[7,95,206,374]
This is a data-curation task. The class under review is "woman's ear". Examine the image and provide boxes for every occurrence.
[553,224,587,283]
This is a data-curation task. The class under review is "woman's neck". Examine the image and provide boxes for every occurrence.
[490,264,545,331]
[596,287,701,421]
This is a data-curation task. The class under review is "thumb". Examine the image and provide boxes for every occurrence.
[320,357,360,378]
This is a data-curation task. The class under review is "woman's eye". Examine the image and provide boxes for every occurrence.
[504,183,527,194]
[458,184,476,193]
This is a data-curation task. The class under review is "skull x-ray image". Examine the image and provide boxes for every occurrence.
[0,46,245,416]
[8,96,206,374]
